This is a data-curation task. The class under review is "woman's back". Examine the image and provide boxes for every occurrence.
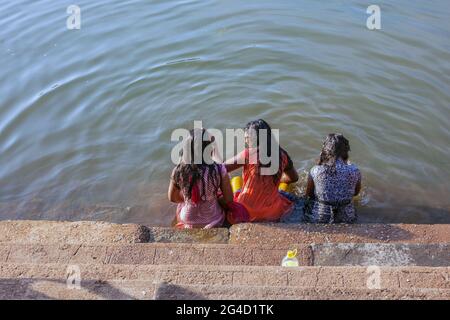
[169,127,234,229]
[237,149,293,221]
[176,163,227,228]
[309,159,361,223]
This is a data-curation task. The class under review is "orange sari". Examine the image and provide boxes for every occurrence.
[236,148,293,222]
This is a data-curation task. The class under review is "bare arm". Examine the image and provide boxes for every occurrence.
[224,162,243,173]
[354,177,362,196]
[168,169,184,203]
[220,173,233,205]
[280,151,299,184]
[280,167,299,184]
[305,174,315,199]
[224,151,245,173]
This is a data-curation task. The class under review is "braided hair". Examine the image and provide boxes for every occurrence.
[173,128,221,201]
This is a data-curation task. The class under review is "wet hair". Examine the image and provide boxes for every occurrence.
[244,119,292,184]
[173,128,221,201]
[317,133,350,173]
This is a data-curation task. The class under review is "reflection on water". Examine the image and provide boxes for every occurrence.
[0,0,449,225]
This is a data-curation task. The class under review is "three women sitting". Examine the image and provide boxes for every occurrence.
[168,119,361,228]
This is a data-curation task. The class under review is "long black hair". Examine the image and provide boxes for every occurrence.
[318,133,350,173]
[173,128,221,200]
[244,119,291,184]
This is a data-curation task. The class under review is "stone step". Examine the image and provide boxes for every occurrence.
[311,243,450,266]
[230,223,450,245]
[0,220,228,244]
[1,243,448,266]
[0,243,310,266]
[2,220,450,245]
[0,264,448,299]
[0,220,150,244]
[1,264,448,289]
[154,285,450,300]
[2,281,449,300]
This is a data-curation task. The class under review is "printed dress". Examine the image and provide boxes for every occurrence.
[307,159,361,223]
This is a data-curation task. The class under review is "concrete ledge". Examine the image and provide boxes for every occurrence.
[230,223,450,245]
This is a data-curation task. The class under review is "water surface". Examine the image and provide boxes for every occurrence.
[0,0,449,224]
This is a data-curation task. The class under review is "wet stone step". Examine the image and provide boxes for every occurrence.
[229,223,450,245]
[2,221,450,245]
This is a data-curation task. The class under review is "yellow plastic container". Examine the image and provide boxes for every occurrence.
[281,249,299,267]
[231,176,243,193]
[279,182,294,193]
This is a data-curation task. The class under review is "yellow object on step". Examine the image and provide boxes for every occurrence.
[231,176,243,193]
[282,249,299,267]
[287,249,297,259]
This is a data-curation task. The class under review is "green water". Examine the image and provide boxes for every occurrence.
[0,0,449,224]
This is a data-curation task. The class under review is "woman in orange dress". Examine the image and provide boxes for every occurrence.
[225,119,299,222]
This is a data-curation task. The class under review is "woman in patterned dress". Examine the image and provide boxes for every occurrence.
[305,133,362,223]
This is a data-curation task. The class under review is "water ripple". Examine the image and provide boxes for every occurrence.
[0,0,449,223]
